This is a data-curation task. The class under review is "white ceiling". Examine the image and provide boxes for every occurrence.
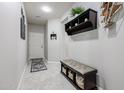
[24,2,74,25]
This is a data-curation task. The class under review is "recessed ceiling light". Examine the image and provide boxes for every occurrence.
[41,6,52,13]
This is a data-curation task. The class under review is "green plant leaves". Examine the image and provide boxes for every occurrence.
[71,7,85,16]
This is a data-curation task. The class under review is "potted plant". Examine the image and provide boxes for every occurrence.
[71,7,85,17]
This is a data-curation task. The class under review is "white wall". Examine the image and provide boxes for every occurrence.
[47,19,63,62]
[28,24,45,59]
[61,2,124,89]
[0,3,27,89]
[17,3,28,90]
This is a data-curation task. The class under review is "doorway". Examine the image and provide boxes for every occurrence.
[28,24,45,59]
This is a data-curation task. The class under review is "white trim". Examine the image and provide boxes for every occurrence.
[17,63,28,90]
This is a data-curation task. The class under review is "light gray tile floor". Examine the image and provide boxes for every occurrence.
[19,62,76,90]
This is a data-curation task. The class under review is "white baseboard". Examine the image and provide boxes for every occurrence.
[17,63,28,90]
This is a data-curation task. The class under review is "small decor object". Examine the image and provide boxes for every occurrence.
[84,18,88,22]
[20,7,26,40]
[75,23,78,26]
[71,7,85,16]
[30,58,47,72]
[101,2,123,28]
[50,32,57,40]
[69,26,71,29]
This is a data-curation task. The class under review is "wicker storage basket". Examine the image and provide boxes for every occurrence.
[68,70,73,80]
[62,67,66,74]
[76,74,84,89]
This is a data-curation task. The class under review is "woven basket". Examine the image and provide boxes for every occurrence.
[62,67,66,74]
[68,70,73,80]
[76,74,84,89]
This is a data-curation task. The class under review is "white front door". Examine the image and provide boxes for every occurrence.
[29,32,44,59]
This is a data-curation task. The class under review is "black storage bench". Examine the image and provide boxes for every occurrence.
[60,59,97,90]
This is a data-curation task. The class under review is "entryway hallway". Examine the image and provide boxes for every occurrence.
[19,62,75,90]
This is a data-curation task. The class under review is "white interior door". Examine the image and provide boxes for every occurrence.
[29,32,44,59]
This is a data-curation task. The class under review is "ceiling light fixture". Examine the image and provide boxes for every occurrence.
[41,6,52,13]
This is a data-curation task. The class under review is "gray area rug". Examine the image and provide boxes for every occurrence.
[30,58,47,72]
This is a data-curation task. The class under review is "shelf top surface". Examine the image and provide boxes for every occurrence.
[65,8,97,25]
[61,59,97,75]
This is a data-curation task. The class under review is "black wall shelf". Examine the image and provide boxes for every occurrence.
[65,8,97,35]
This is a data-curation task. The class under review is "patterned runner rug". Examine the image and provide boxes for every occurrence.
[30,58,47,72]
